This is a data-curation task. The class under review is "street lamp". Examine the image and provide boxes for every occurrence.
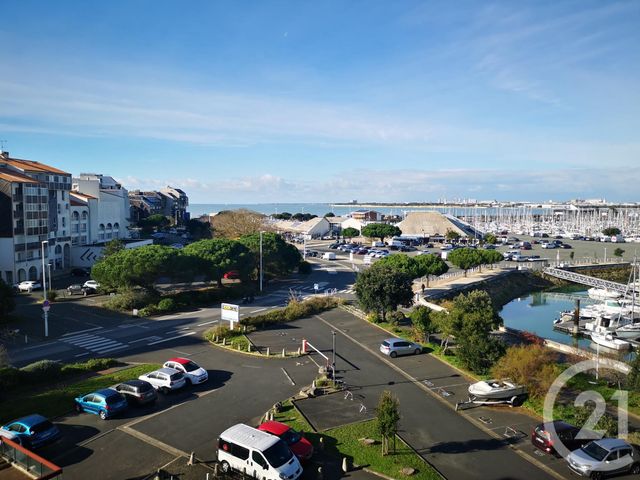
[41,240,49,337]
[332,330,336,375]
[259,231,264,292]
[47,262,52,292]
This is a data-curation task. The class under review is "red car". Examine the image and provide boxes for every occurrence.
[258,421,313,462]
[223,270,240,279]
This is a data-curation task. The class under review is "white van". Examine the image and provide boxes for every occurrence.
[371,241,385,247]
[218,424,302,480]
[322,252,336,260]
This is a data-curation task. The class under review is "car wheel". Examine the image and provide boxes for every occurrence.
[220,461,231,473]
[631,463,640,475]
[99,410,107,420]
[161,387,170,394]
[390,351,397,358]
[184,378,192,386]
[590,472,602,480]
[75,403,83,413]
[414,349,421,355]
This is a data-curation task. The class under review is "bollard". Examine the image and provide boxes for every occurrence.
[215,335,218,343]
[222,337,226,346]
[24,334,28,344]
[342,457,349,473]
[231,340,234,348]
[319,436,324,451]
[266,347,270,356]
[237,342,241,350]
[297,347,301,355]
[317,466,323,480]
[188,451,195,465]
[214,463,218,476]
[206,473,210,480]
[247,343,251,352]
[282,348,286,358]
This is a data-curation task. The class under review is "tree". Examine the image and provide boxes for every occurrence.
[0,279,16,322]
[361,223,401,242]
[272,212,292,220]
[491,344,560,398]
[342,227,360,240]
[445,229,461,242]
[324,212,335,218]
[212,209,268,238]
[628,354,640,392]
[354,264,413,321]
[101,239,124,259]
[457,333,505,375]
[410,306,436,343]
[183,239,254,286]
[375,254,449,282]
[484,233,497,245]
[0,344,8,367]
[239,232,302,282]
[91,245,185,293]
[291,213,317,221]
[413,253,449,277]
[447,248,481,276]
[186,218,212,240]
[602,227,621,237]
[614,247,625,258]
[376,390,400,455]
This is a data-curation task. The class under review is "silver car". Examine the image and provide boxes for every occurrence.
[380,338,422,358]
[567,438,639,478]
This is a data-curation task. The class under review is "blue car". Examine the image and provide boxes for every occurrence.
[0,414,61,449]
[74,388,128,420]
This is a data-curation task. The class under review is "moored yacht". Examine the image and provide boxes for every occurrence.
[590,332,631,351]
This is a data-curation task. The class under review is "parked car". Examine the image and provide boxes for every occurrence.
[527,255,541,262]
[303,250,318,258]
[162,358,208,385]
[71,268,90,277]
[113,379,158,405]
[223,270,240,279]
[74,388,128,420]
[67,284,92,296]
[258,420,314,462]
[531,420,600,455]
[328,243,339,249]
[83,280,100,289]
[566,438,639,478]
[380,338,422,358]
[322,252,336,260]
[0,414,61,449]
[561,243,573,249]
[138,368,186,393]
[541,242,557,249]
[16,281,41,292]
[484,244,497,250]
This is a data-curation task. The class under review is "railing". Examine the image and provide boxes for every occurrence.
[543,267,628,293]
[0,437,62,479]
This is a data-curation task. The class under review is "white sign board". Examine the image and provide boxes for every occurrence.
[221,303,239,329]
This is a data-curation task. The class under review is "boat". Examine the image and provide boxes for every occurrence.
[615,322,640,340]
[588,288,622,300]
[468,379,526,400]
[590,332,631,351]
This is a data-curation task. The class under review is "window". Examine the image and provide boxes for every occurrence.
[82,211,88,220]
[620,448,632,459]
[252,451,268,469]
[72,211,79,221]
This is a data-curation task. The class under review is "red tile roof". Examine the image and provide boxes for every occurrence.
[0,167,40,184]
[1,157,69,175]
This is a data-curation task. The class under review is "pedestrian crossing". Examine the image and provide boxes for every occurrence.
[268,284,355,298]
[61,332,127,355]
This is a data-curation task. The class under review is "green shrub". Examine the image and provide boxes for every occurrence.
[0,366,23,390]
[157,298,176,312]
[240,297,340,328]
[104,290,159,311]
[205,325,231,342]
[138,305,159,317]
[48,290,58,301]
[389,310,405,325]
[61,358,119,375]
[367,312,381,323]
[21,360,62,381]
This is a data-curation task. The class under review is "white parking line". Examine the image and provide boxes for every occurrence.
[74,352,91,358]
[128,336,162,344]
[61,326,103,337]
[197,320,217,327]
[147,331,196,346]
[94,344,128,354]
[250,308,267,313]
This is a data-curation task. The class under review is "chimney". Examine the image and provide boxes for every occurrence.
[0,151,8,159]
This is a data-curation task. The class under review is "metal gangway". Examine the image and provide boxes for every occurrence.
[543,267,628,294]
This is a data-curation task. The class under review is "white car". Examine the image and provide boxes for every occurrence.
[138,368,186,394]
[162,358,208,385]
[16,280,41,292]
[0,428,20,445]
[83,280,100,289]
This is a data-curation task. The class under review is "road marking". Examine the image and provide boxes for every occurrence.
[71,337,116,348]
[61,333,127,354]
[128,336,162,344]
[197,320,217,326]
[119,425,191,459]
[249,307,267,313]
[74,352,90,358]
[20,341,58,351]
[148,331,196,345]
[61,326,103,337]
[93,344,128,354]
[281,368,295,385]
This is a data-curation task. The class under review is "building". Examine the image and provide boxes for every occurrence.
[350,209,382,222]
[0,151,72,283]
[160,186,189,225]
[397,211,483,239]
[71,173,130,245]
[273,217,331,239]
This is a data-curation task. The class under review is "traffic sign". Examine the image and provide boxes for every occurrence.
[42,304,50,312]
[43,300,50,307]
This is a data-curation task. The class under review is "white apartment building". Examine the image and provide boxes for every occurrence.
[71,173,130,245]
[0,152,72,283]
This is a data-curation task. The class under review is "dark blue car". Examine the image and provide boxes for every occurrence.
[0,414,61,449]
[74,388,128,420]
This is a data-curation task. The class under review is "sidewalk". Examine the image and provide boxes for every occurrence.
[317,309,571,480]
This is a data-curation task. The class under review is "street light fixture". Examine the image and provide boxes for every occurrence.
[41,240,49,337]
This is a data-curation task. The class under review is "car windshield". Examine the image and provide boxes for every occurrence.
[182,361,200,372]
[280,428,302,445]
[582,442,609,461]
[136,383,152,393]
[382,341,390,347]
[30,421,53,434]
[263,439,294,468]
[169,372,183,381]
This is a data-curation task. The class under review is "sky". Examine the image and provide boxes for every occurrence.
[1,0,639,203]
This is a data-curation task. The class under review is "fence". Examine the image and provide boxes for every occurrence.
[0,437,62,479]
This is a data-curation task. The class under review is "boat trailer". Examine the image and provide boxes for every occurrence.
[455,394,525,411]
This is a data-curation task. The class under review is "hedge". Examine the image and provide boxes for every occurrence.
[239,296,342,328]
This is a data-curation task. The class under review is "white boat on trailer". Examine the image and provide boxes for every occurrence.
[457,379,527,410]
[590,332,631,351]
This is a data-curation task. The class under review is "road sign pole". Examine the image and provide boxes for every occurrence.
[44,310,49,337]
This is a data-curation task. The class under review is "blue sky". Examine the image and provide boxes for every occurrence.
[1,1,639,203]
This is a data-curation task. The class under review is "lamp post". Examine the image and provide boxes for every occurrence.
[41,240,49,337]
[332,330,336,375]
[47,262,52,292]
[259,231,264,292]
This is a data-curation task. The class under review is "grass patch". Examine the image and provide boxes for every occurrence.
[0,363,160,424]
[274,400,440,480]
